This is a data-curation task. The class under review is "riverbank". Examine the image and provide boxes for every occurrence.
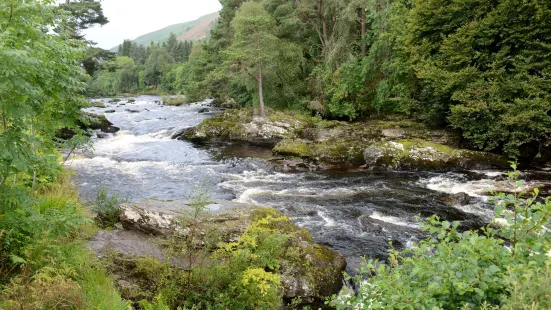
[0,171,128,309]
[177,108,510,171]
[91,199,346,308]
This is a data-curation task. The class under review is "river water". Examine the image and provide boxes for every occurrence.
[69,96,551,272]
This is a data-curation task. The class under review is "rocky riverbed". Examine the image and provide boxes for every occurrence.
[68,96,551,305]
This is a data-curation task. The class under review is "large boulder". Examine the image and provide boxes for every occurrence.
[180,109,308,146]
[119,199,256,240]
[363,139,509,170]
[171,127,191,140]
[56,112,118,140]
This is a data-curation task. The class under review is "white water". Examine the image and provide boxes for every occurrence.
[70,96,550,272]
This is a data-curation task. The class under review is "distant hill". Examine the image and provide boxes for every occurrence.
[111,12,219,51]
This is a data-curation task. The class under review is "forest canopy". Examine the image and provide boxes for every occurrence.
[86,0,551,157]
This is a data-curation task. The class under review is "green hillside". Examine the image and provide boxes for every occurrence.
[111,11,219,51]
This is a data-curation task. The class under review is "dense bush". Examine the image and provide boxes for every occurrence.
[133,208,290,309]
[330,164,551,309]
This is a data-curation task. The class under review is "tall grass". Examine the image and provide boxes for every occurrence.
[0,171,130,309]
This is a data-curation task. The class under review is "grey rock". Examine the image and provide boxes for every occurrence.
[103,126,120,133]
[119,199,257,238]
[444,192,471,206]
[382,128,406,139]
[171,127,190,140]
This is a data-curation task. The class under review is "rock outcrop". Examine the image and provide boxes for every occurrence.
[179,108,509,170]
[362,140,508,170]
[56,112,120,140]
[93,199,347,305]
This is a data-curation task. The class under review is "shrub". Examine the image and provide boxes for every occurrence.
[108,98,121,103]
[330,163,551,309]
[127,98,136,103]
[92,187,127,228]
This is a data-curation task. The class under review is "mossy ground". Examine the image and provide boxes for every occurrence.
[273,139,315,158]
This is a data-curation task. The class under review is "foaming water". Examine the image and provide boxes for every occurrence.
[70,96,550,273]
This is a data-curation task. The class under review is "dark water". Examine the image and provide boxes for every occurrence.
[69,96,551,272]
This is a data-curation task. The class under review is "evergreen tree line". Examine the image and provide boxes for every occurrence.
[86,33,194,96]
[171,0,551,158]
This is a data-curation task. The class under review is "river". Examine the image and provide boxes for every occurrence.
[68,95,551,272]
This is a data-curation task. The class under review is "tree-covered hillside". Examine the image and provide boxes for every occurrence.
[166,0,551,159]
[110,11,219,51]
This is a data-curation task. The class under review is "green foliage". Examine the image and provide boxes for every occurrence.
[58,0,109,41]
[408,0,551,156]
[217,1,303,115]
[330,164,551,309]
[130,208,311,309]
[0,173,130,309]
[0,0,88,204]
[165,0,551,157]
[88,34,194,97]
[0,1,128,308]
[93,186,127,228]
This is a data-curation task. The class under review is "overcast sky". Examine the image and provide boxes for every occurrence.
[84,0,222,49]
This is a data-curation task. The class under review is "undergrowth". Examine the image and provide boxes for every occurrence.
[0,172,130,309]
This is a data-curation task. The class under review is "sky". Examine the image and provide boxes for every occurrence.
[84,0,222,49]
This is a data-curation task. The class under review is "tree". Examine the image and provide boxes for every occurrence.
[408,0,551,156]
[59,0,111,77]
[225,2,301,117]
[0,0,87,201]
[114,57,139,93]
[58,0,108,41]
[144,48,175,88]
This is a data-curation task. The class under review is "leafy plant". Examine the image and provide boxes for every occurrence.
[330,163,551,309]
[92,187,127,228]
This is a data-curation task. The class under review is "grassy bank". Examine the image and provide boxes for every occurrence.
[0,171,129,309]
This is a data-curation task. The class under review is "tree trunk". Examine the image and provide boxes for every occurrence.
[361,8,367,57]
[258,60,265,117]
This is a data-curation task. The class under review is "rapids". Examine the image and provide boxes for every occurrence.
[69,96,550,272]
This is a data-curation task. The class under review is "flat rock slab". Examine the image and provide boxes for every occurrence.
[89,229,165,259]
[120,199,258,236]
[123,199,256,216]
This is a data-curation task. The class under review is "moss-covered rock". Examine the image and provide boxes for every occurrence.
[179,108,509,170]
[182,108,310,145]
[363,139,509,170]
[103,199,346,306]
[273,139,315,158]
